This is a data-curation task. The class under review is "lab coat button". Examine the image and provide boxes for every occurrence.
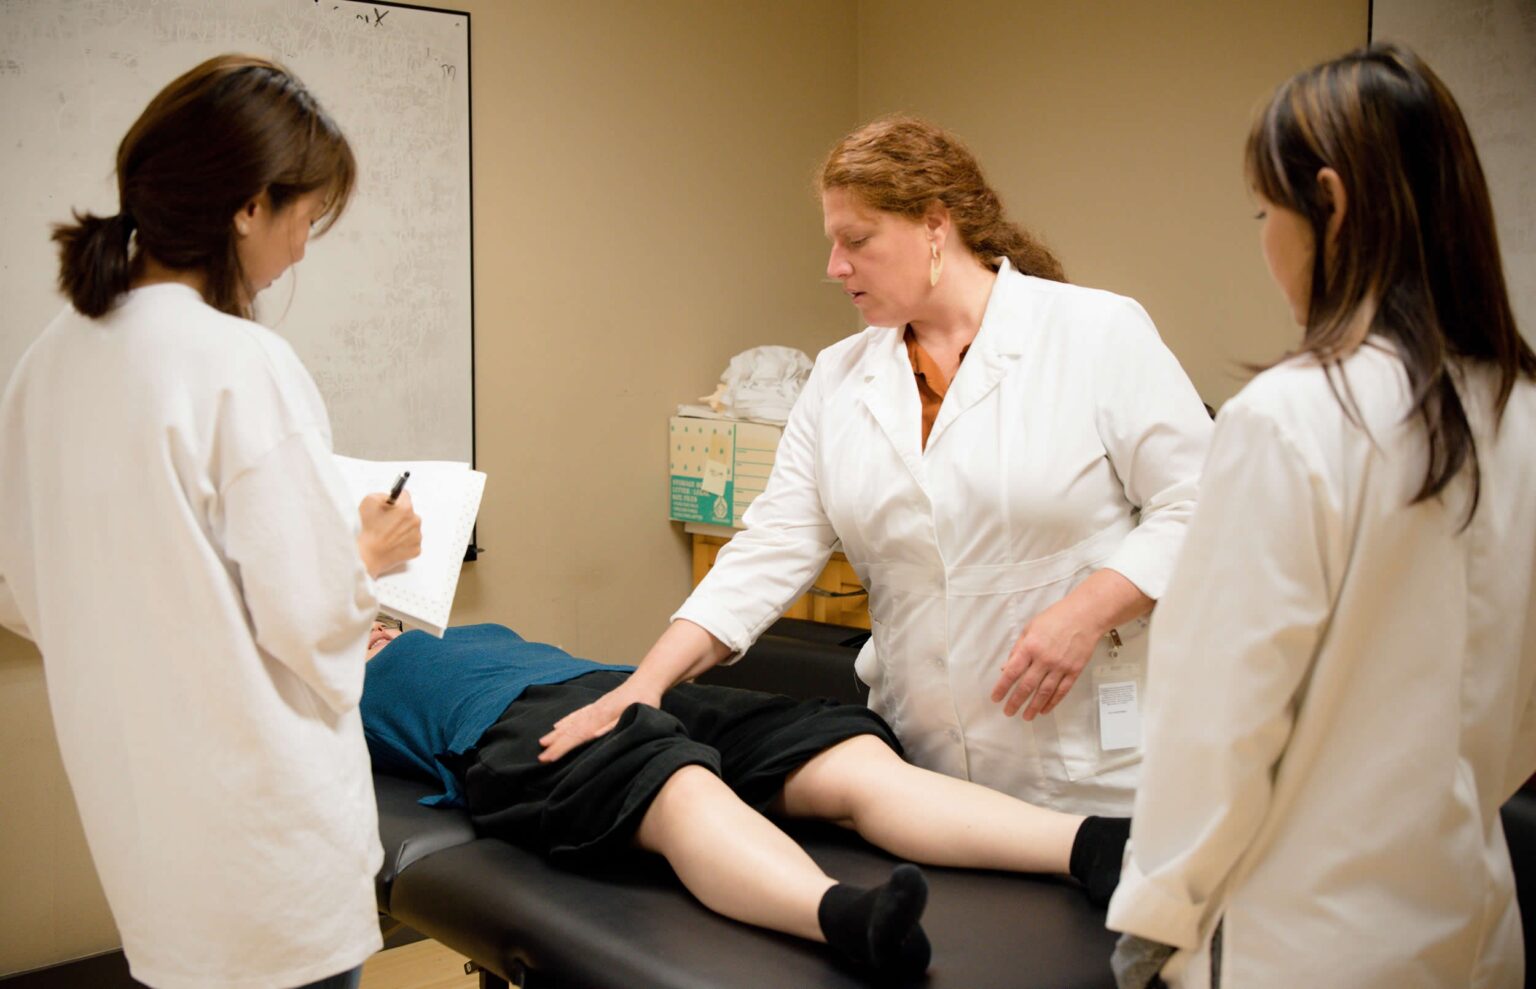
[946,728,961,742]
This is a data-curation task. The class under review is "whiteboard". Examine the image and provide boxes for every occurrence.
[1372,0,1536,347]
[0,0,474,463]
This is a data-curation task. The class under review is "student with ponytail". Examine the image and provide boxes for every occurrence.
[1108,44,1536,988]
[0,55,420,989]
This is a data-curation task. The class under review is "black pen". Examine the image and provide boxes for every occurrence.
[386,470,411,506]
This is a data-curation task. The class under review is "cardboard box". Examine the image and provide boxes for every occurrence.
[669,416,783,527]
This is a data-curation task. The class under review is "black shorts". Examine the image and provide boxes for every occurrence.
[458,671,900,866]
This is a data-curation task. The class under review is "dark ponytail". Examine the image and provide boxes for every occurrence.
[48,54,355,321]
[52,210,137,317]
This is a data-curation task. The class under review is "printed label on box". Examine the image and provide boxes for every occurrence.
[668,416,782,527]
[670,475,733,524]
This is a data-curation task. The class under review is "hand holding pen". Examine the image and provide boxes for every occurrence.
[358,473,422,578]
[386,470,411,506]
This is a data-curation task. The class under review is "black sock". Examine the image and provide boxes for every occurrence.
[817,864,932,978]
[1069,815,1131,907]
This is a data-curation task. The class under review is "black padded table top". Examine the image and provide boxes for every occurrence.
[374,772,476,913]
[370,620,1535,988]
[375,772,1117,989]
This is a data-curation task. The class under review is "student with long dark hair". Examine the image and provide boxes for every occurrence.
[1107,44,1536,988]
[0,56,420,988]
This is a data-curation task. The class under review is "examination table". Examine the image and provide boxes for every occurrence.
[371,619,1119,988]
[371,620,1536,989]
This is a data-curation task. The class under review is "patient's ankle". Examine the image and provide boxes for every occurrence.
[817,863,931,978]
[1069,815,1131,907]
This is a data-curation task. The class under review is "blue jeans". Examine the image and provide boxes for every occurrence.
[294,965,363,989]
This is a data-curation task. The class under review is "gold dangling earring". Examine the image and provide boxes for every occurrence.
[929,241,943,287]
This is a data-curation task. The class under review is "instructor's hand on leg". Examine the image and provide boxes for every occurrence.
[540,618,731,762]
[538,681,661,763]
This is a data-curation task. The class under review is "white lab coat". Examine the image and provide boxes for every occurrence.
[1107,344,1536,987]
[677,261,1212,813]
[0,285,383,989]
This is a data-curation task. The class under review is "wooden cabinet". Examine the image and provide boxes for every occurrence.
[688,527,870,630]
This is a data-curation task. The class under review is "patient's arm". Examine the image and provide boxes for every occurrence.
[538,618,730,762]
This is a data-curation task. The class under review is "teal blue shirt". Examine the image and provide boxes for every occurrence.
[361,623,632,807]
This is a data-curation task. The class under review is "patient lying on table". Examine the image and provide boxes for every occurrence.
[361,623,1129,980]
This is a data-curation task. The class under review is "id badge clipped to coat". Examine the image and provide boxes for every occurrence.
[1092,630,1142,753]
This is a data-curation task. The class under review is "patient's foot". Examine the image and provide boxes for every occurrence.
[1069,815,1131,907]
[817,863,931,978]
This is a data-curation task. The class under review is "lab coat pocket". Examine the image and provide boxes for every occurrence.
[1051,617,1149,782]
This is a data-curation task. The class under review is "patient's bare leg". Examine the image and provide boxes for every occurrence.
[635,764,832,939]
[776,734,1083,875]
[633,764,930,975]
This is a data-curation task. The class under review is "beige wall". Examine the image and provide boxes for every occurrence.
[0,629,119,971]
[1,0,1366,975]
[448,0,860,660]
[858,0,1368,405]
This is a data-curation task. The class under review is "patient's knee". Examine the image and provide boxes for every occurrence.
[656,763,722,802]
[783,734,899,820]
[635,764,726,850]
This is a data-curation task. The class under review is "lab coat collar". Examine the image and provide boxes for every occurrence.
[858,328,928,488]
[856,258,1033,485]
[926,258,1027,452]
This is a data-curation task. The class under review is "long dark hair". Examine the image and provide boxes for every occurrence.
[1247,43,1534,521]
[820,115,1067,283]
[52,54,356,319]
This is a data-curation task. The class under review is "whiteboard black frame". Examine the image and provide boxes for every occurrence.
[362,0,481,559]
[365,0,477,477]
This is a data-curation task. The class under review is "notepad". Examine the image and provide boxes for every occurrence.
[333,455,487,637]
